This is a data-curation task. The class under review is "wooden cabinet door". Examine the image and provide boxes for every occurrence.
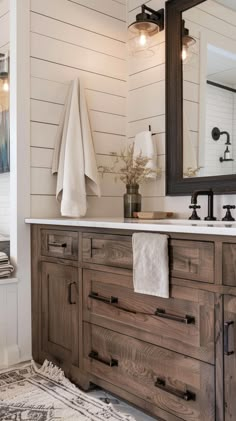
[39,262,79,372]
[224,295,236,421]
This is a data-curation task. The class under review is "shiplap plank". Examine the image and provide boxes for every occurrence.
[31,168,57,195]
[31,33,126,81]
[0,13,9,48]
[31,0,126,42]
[31,78,68,104]
[31,100,62,125]
[31,12,126,60]
[31,122,58,148]
[31,78,126,115]
[183,81,199,103]
[198,0,236,28]
[183,100,199,132]
[31,147,54,168]
[128,81,165,122]
[93,132,127,155]
[91,111,126,135]
[0,0,8,17]
[129,64,165,90]
[31,166,165,199]
[31,100,126,135]
[31,195,60,218]
[69,0,126,21]
[30,58,127,97]
[184,6,236,41]
[129,42,165,75]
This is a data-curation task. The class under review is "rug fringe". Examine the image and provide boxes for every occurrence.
[33,360,65,382]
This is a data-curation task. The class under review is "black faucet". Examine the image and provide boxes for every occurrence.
[191,189,216,221]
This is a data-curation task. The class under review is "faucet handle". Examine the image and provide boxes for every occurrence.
[189,205,201,220]
[222,205,235,222]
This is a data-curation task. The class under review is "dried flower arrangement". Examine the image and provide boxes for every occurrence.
[99,143,161,185]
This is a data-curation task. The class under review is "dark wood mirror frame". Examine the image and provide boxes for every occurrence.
[166,0,236,195]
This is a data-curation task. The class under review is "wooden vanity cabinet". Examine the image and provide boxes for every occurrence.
[31,225,236,421]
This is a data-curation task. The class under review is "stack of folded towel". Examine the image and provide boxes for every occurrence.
[0,252,14,278]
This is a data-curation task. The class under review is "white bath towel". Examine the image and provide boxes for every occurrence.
[52,78,100,217]
[134,130,157,178]
[132,233,169,298]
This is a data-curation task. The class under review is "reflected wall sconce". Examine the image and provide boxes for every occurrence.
[0,53,9,92]
[212,127,234,163]
[128,4,164,55]
[182,20,196,63]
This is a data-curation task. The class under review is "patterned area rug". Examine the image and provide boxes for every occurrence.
[0,361,135,420]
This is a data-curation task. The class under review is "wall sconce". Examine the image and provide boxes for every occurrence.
[212,127,234,163]
[128,4,164,55]
[182,20,196,63]
[0,53,9,92]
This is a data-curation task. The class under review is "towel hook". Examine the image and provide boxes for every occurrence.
[148,125,157,136]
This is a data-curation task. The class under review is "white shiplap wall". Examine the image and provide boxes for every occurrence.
[30,0,128,217]
[0,0,10,235]
[127,0,236,219]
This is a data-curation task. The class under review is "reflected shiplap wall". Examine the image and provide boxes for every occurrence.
[0,0,9,235]
[30,0,127,217]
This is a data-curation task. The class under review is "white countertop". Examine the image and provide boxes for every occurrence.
[25,217,236,236]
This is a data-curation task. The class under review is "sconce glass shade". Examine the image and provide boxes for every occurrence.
[128,5,164,55]
[182,21,196,64]
[128,21,159,54]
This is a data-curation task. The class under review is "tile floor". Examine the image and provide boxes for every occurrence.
[88,388,157,421]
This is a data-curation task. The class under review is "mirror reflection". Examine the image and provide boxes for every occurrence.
[182,0,236,178]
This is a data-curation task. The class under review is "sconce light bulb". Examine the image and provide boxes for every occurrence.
[182,45,188,62]
[139,32,148,47]
[2,80,9,92]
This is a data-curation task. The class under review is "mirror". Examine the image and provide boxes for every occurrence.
[166,0,236,194]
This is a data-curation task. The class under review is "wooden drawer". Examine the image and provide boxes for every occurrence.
[83,233,214,282]
[83,270,215,363]
[170,239,214,283]
[84,323,215,421]
[82,233,133,269]
[223,243,236,286]
[41,229,78,260]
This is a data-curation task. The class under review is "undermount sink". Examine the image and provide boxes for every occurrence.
[140,219,236,228]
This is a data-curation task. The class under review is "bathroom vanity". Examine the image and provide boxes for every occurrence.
[26,217,236,421]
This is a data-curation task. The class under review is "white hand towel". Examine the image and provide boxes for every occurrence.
[134,130,157,178]
[52,78,100,217]
[132,233,169,298]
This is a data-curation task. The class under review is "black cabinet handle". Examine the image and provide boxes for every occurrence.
[155,308,195,325]
[89,350,118,367]
[155,378,196,401]
[224,320,234,356]
[68,282,76,305]
[48,242,67,248]
[89,292,118,304]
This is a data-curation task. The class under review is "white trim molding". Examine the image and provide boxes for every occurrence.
[10,0,32,364]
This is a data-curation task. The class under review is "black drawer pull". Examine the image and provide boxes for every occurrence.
[155,308,195,325]
[224,320,234,356]
[68,282,76,305]
[89,350,118,367]
[48,242,67,248]
[89,292,118,304]
[155,378,196,401]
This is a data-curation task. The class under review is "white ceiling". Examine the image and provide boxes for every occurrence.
[214,0,236,12]
[207,45,236,85]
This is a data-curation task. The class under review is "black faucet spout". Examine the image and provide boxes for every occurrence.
[191,189,216,221]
